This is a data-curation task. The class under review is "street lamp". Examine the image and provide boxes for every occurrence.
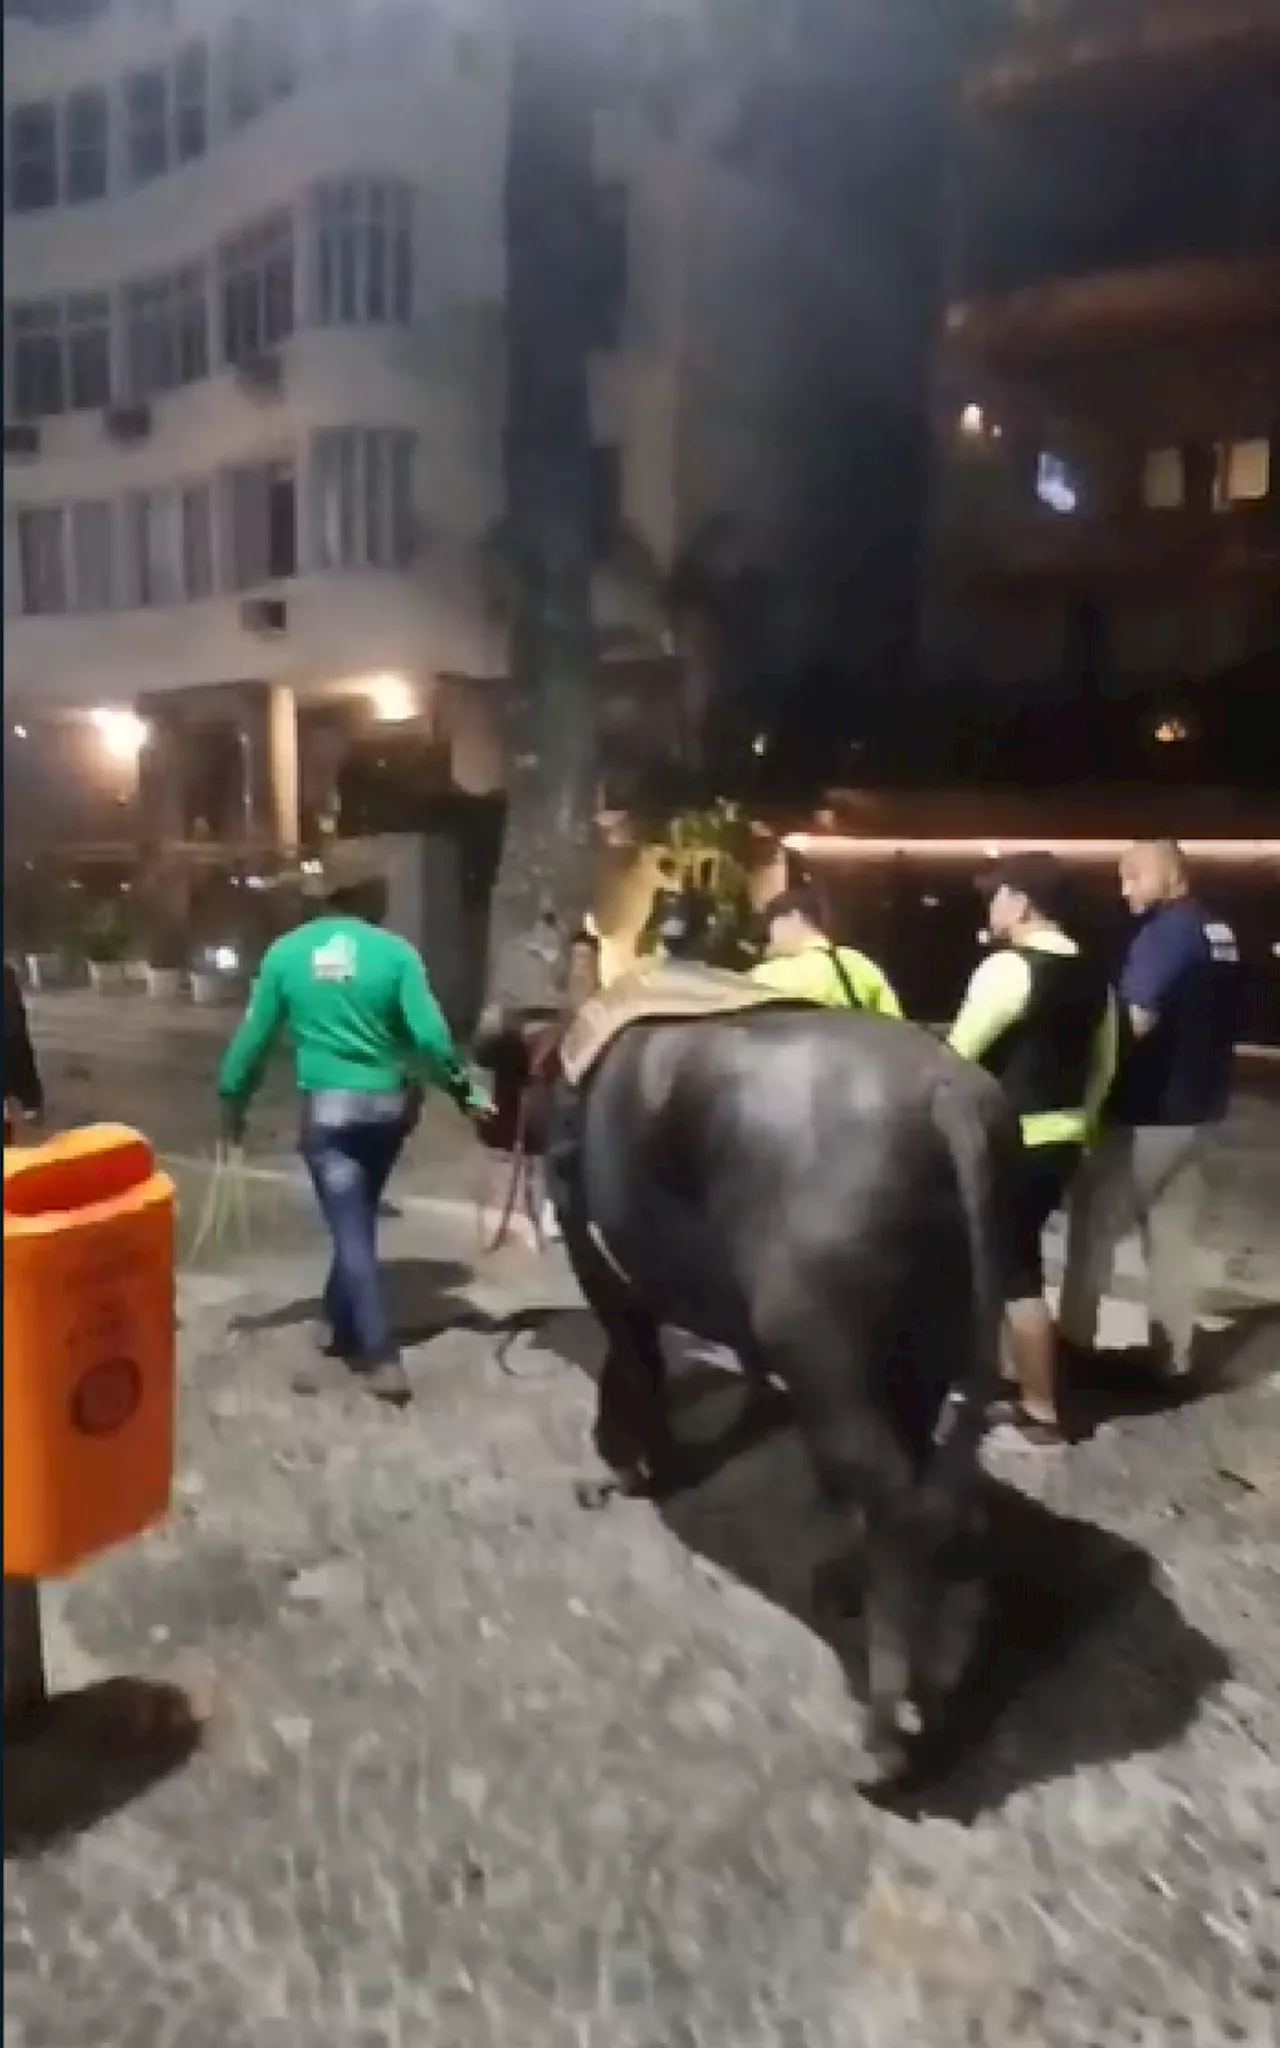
[91,707,150,763]
[367,673,416,723]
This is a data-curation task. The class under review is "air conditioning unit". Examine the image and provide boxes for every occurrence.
[240,596,288,636]
[236,353,285,399]
[3,423,41,460]
[104,402,152,445]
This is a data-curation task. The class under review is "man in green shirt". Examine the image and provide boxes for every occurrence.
[749,887,902,1016]
[218,844,489,1403]
[949,854,1117,1451]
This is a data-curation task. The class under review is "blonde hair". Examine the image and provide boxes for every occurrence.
[1122,838,1189,900]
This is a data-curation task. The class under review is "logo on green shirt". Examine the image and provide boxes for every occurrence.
[311,934,358,983]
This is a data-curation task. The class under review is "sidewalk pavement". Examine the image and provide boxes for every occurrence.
[6,1186,1279,2048]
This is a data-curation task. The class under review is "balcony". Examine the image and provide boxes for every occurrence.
[966,2,1280,114]
[959,500,1280,596]
[945,252,1280,365]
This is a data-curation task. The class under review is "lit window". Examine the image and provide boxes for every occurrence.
[1035,452,1078,516]
[1142,447,1184,511]
[6,102,58,212]
[1214,438,1271,510]
[312,179,414,327]
[65,88,109,203]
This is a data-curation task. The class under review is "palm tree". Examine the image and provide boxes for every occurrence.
[485,0,603,1008]
[486,0,1002,1001]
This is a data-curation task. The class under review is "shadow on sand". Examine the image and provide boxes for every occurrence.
[4,1677,204,1858]
[572,1346,1233,1821]
[236,1269,1235,1817]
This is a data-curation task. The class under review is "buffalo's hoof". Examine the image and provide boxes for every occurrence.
[575,1475,620,1511]
[858,1699,925,1791]
[574,1465,650,1511]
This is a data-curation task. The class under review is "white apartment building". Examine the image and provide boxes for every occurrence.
[4,1,896,853]
[3,0,511,847]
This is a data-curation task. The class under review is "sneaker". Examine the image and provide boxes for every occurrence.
[292,1354,411,1406]
[985,1404,1067,1452]
[1150,1328,1197,1382]
[360,1359,413,1407]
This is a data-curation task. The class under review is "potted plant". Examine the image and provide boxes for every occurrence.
[144,924,186,1001]
[188,942,245,1008]
[82,900,131,993]
[9,871,73,990]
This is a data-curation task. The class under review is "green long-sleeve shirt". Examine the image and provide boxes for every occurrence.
[218,916,468,1106]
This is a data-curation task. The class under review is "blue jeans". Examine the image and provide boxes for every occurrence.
[300,1091,410,1365]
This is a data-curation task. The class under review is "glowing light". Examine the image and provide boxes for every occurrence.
[960,403,985,436]
[91,707,149,762]
[13,724,29,740]
[752,733,768,756]
[1154,718,1190,745]
[367,673,416,723]
[783,834,1280,866]
[1036,452,1078,515]
[211,945,240,973]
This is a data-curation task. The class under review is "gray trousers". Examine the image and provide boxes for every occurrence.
[1058,1124,1208,1370]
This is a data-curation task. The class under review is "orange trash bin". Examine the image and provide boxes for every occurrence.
[4,1123,177,1580]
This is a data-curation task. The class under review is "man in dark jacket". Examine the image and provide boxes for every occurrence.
[1060,839,1241,1379]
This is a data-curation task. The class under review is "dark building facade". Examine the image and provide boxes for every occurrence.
[923,1,1280,733]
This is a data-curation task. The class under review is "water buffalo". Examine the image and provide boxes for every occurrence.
[480,999,1022,1777]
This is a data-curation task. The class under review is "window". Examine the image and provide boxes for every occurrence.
[174,44,209,162]
[589,444,623,557]
[124,68,170,185]
[1142,447,1184,512]
[10,301,64,420]
[223,17,262,128]
[126,488,181,607]
[267,461,297,579]
[311,428,415,569]
[125,276,175,397]
[7,102,58,212]
[174,264,210,384]
[180,481,215,599]
[125,266,209,397]
[69,500,114,612]
[220,212,295,365]
[222,12,296,130]
[222,459,297,587]
[66,293,112,410]
[312,179,414,327]
[65,88,108,203]
[16,508,68,615]
[1214,438,1271,510]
